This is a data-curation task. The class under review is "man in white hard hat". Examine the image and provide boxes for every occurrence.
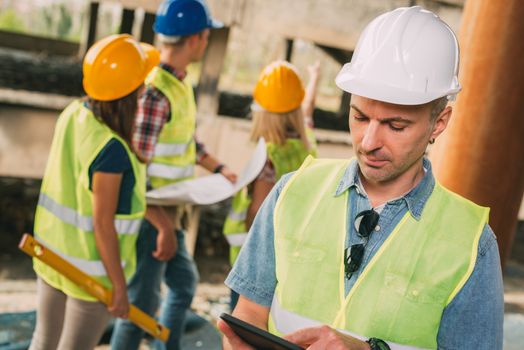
[219,6,503,350]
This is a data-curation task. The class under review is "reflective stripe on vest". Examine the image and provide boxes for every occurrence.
[35,233,125,276]
[269,295,426,350]
[38,193,142,235]
[270,156,488,349]
[223,187,251,265]
[154,140,192,157]
[228,209,247,222]
[146,67,196,188]
[147,163,195,180]
[224,232,248,247]
[224,206,248,246]
[33,100,146,301]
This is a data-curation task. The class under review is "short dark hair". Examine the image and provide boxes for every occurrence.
[430,96,448,121]
[159,31,203,48]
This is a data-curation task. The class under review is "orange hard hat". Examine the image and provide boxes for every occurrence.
[82,34,160,101]
[253,61,305,113]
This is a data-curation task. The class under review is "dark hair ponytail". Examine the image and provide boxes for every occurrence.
[87,87,143,160]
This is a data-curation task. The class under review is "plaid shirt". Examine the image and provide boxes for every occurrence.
[133,63,208,163]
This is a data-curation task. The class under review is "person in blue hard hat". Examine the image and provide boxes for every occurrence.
[110,1,237,350]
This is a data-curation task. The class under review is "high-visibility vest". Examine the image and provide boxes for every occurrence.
[305,126,317,156]
[222,187,251,265]
[223,139,314,265]
[33,100,146,301]
[269,156,488,349]
[146,66,197,189]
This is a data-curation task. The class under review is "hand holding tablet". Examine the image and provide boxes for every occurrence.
[219,313,305,350]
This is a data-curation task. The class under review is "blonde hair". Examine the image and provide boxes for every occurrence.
[250,107,311,149]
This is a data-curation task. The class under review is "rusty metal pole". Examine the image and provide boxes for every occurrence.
[430,0,524,268]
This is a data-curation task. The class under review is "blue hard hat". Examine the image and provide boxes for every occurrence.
[154,0,223,36]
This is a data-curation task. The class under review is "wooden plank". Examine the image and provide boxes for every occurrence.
[184,206,201,257]
[0,88,73,110]
[86,2,100,50]
[98,0,161,13]
[0,30,79,56]
[119,8,135,34]
[197,27,230,117]
[140,12,156,44]
[90,0,462,50]
[240,0,463,51]
[79,2,100,57]
[285,38,294,62]
[315,44,352,65]
[95,0,238,25]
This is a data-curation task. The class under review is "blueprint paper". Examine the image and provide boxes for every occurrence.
[146,138,267,205]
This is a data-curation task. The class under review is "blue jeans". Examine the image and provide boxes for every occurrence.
[111,220,199,350]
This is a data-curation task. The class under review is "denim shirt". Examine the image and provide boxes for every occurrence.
[225,158,504,350]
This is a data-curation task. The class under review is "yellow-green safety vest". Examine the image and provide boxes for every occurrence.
[269,156,489,349]
[146,66,197,189]
[305,126,318,156]
[223,138,315,265]
[33,100,146,301]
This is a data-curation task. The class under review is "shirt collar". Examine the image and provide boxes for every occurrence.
[334,157,435,220]
[159,63,187,81]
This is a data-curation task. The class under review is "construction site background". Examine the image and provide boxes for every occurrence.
[0,0,523,349]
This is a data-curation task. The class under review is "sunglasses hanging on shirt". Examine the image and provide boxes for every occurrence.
[344,209,380,280]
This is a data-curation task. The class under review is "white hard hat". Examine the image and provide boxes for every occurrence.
[335,6,461,105]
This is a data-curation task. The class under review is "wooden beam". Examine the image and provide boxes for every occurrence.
[120,8,135,34]
[184,206,201,256]
[197,27,230,117]
[79,2,99,57]
[285,38,294,62]
[316,44,352,65]
[140,12,156,44]
[0,30,79,56]
[96,0,161,13]
[430,0,524,268]
[89,1,461,50]
[93,0,238,25]
[86,2,99,50]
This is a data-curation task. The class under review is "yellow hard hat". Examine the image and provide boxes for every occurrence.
[253,61,305,113]
[83,34,160,101]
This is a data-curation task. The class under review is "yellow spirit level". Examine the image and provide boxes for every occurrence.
[18,233,170,342]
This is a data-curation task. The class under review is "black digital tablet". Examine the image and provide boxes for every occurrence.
[220,313,305,350]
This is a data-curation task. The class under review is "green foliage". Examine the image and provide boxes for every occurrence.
[0,3,79,42]
[57,4,72,39]
[39,4,74,40]
[0,8,26,33]
[42,7,53,30]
